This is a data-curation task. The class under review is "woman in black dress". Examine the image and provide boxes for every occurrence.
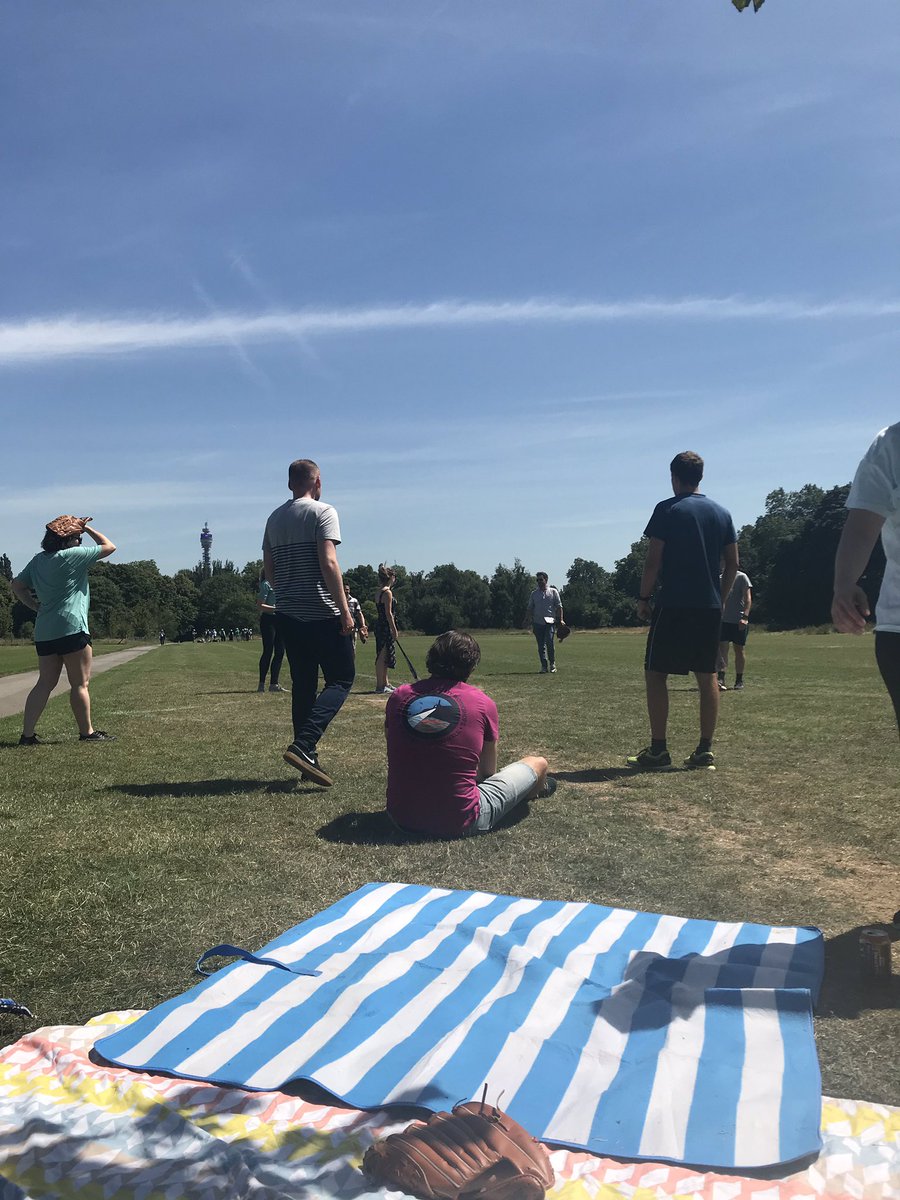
[374,563,399,694]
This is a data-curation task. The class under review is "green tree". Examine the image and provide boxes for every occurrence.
[490,560,534,629]
[198,573,257,630]
[0,554,12,582]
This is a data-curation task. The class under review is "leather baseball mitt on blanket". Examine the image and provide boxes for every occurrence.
[362,1095,555,1200]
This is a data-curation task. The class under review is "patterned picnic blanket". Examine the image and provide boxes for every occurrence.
[96,883,825,1169]
[0,1011,897,1199]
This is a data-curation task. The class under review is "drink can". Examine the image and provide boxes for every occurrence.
[859,926,892,985]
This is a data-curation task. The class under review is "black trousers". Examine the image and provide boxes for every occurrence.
[875,631,900,733]
[258,613,284,685]
[276,614,355,749]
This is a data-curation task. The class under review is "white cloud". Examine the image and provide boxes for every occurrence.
[3,295,900,366]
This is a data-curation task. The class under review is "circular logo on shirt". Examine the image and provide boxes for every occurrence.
[403,694,461,738]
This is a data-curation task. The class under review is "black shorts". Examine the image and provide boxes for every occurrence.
[875,631,900,730]
[644,607,721,675]
[35,631,92,657]
[719,620,749,647]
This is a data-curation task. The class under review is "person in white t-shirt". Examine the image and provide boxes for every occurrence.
[524,573,564,673]
[832,421,900,733]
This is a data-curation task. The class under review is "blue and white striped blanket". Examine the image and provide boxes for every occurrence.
[96,883,824,1169]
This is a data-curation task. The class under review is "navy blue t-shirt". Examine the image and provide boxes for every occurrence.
[644,493,737,608]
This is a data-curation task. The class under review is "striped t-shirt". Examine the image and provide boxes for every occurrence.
[262,498,342,621]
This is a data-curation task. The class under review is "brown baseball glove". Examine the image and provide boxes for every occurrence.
[556,622,571,642]
[362,1097,555,1200]
[46,515,87,538]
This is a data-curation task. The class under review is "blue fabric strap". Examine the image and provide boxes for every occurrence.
[194,944,321,979]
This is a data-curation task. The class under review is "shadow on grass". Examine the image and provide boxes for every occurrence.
[110,778,299,798]
[555,767,643,783]
[318,803,533,845]
[817,926,900,1018]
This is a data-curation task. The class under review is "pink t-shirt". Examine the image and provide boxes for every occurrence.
[385,679,500,837]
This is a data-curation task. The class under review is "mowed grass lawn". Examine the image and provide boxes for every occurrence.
[0,630,897,1105]
[0,640,144,677]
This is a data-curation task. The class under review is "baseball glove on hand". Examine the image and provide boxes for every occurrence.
[556,622,571,642]
[46,515,86,538]
[362,1097,555,1200]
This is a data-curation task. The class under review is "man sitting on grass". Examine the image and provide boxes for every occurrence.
[385,630,556,838]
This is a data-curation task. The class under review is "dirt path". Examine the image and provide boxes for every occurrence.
[0,647,156,720]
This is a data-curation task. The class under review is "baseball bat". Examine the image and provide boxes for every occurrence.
[395,637,419,680]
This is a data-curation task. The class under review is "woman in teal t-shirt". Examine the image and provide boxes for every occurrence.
[11,516,117,745]
[256,570,285,692]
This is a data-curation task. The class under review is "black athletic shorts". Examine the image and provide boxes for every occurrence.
[644,607,721,675]
[35,631,92,657]
[875,631,900,731]
[719,620,749,647]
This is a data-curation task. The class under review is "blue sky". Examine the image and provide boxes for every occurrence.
[3,1,899,585]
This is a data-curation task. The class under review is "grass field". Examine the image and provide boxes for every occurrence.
[0,640,146,677]
[0,630,897,1105]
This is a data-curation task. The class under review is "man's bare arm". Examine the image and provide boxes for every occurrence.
[832,508,884,632]
[317,539,354,634]
[636,537,664,622]
[476,739,498,783]
[720,542,739,606]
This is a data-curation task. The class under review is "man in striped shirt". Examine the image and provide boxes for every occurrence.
[263,458,355,787]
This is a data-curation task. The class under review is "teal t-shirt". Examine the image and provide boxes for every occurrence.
[257,580,276,608]
[17,546,103,641]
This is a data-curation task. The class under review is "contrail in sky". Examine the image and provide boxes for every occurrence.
[2,295,900,365]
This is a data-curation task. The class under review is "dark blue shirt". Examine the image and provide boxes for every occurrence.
[645,493,737,608]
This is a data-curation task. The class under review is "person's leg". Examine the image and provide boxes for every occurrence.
[733,642,746,678]
[875,632,900,735]
[295,620,356,748]
[277,616,320,744]
[695,671,719,743]
[269,624,285,687]
[645,671,669,741]
[473,757,548,832]
[717,641,730,687]
[63,645,94,736]
[258,616,275,688]
[533,624,548,671]
[376,644,393,691]
[546,625,556,670]
[22,655,64,737]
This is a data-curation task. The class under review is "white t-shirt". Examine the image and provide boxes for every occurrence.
[846,422,900,632]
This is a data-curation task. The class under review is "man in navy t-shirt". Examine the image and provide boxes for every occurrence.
[627,451,738,771]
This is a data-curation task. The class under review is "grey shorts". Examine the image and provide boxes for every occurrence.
[468,761,539,834]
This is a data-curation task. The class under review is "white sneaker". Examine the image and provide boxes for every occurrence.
[550,665,557,673]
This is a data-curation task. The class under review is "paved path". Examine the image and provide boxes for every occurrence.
[0,647,156,720]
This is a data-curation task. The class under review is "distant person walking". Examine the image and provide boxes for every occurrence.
[256,569,286,693]
[263,458,355,786]
[832,421,900,734]
[374,564,399,694]
[11,515,117,745]
[717,569,753,690]
[524,572,563,673]
[628,452,738,771]
[344,583,368,651]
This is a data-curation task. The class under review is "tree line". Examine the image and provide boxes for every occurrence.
[0,482,885,640]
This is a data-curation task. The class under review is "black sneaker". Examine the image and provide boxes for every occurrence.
[80,731,116,742]
[18,734,42,746]
[283,745,333,786]
[536,776,558,799]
